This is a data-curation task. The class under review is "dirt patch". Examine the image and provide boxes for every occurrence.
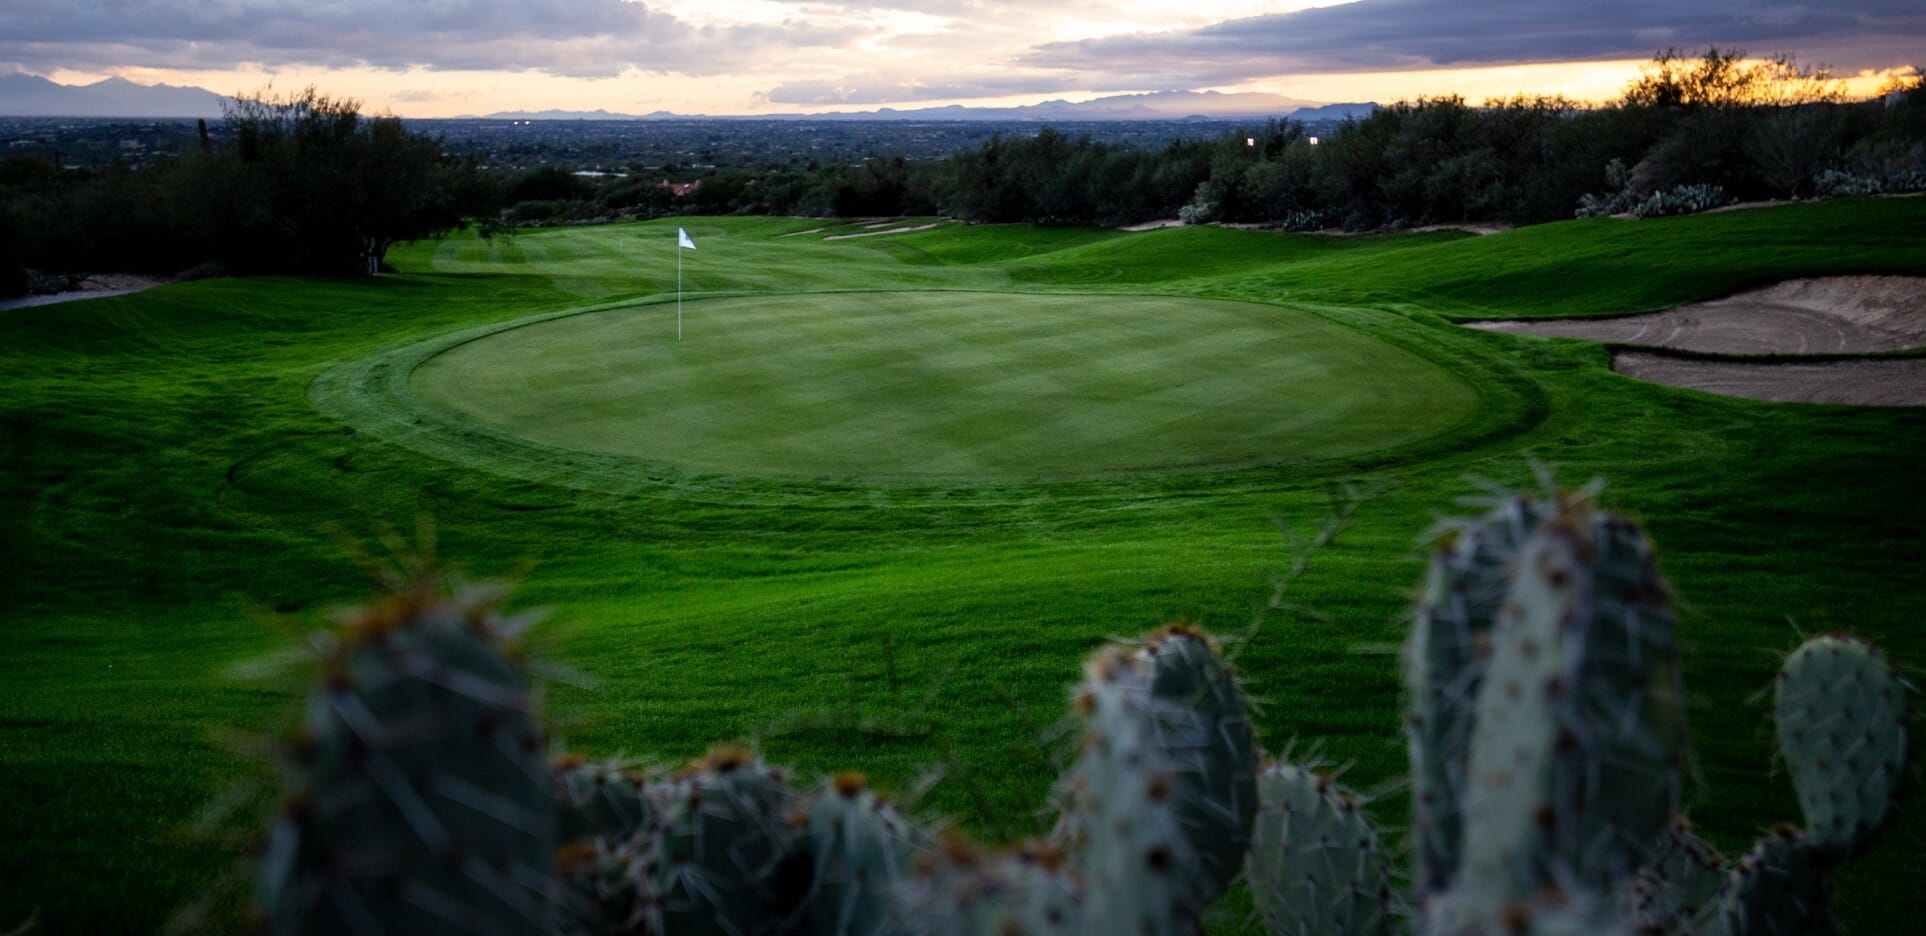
[1469,277,1926,355]
[1613,351,1926,406]
[1122,219,1183,232]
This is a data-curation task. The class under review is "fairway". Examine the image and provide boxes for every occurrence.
[407,291,1479,481]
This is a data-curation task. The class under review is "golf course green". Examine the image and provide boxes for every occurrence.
[4,200,1925,932]
[397,291,1478,481]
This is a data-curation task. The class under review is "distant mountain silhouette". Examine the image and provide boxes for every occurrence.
[480,108,680,121]
[471,91,1343,122]
[1287,102,1379,120]
[0,74,228,118]
[0,77,1366,124]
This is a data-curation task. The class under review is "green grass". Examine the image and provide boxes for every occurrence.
[3,199,1924,932]
[399,291,1480,481]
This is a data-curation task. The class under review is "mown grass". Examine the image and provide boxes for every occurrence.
[2,198,1924,932]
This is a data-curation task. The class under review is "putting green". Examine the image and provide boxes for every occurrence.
[405,291,1478,482]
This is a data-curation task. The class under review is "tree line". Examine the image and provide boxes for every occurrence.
[2,88,495,295]
[4,50,1923,297]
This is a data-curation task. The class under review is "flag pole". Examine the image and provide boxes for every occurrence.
[676,236,683,341]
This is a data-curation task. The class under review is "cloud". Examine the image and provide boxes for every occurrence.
[0,0,852,77]
[1021,0,1926,86]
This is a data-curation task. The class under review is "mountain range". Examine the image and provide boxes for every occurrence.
[0,74,228,118]
[0,76,1378,124]
[480,92,1379,123]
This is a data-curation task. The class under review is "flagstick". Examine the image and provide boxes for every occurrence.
[676,238,683,341]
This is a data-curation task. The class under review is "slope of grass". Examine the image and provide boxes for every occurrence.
[2,199,1923,931]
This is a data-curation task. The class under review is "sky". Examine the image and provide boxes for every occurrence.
[2,1,1921,116]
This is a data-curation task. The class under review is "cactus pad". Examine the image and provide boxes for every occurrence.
[1406,495,1551,895]
[1247,762,1394,936]
[1719,826,1836,936]
[1459,503,1686,901]
[1774,635,1912,859]
[895,835,1079,936]
[652,747,810,936]
[552,756,660,934]
[801,772,920,936]
[256,581,557,935]
[1056,626,1257,932]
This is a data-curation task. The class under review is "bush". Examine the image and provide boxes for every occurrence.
[1633,183,1733,218]
[1279,209,1328,232]
[1177,189,1214,225]
[1812,169,1884,197]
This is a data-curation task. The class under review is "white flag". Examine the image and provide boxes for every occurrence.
[678,228,697,250]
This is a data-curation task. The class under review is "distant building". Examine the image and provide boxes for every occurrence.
[659,179,701,197]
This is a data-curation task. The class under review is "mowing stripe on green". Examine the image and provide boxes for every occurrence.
[408,291,1481,482]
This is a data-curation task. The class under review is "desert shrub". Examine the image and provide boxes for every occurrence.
[1575,158,1642,218]
[1177,187,1214,224]
[1812,169,1884,197]
[1278,209,1328,232]
[1634,183,1733,218]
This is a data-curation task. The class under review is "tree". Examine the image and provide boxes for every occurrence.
[1623,47,1845,110]
[188,87,493,276]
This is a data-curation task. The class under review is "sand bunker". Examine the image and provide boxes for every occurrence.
[1469,276,1926,405]
[821,222,945,241]
[1469,277,1926,354]
[1613,352,1926,407]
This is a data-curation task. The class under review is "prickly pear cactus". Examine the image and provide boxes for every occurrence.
[1774,635,1912,859]
[801,772,920,936]
[1627,817,1724,934]
[552,756,660,935]
[554,755,654,848]
[652,746,810,936]
[556,835,660,936]
[1719,826,1836,936]
[1458,502,1686,903]
[1057,625,1258,933]
[895,835,1080,936]
[1406,495,1550,896]
[1421,887,1635,936]
[1247,762,1394,936]
[257,580,558,935]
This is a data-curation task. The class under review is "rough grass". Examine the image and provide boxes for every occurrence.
[2,199,1924,932]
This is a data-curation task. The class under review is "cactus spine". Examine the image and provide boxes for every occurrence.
[257,580,558,935]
